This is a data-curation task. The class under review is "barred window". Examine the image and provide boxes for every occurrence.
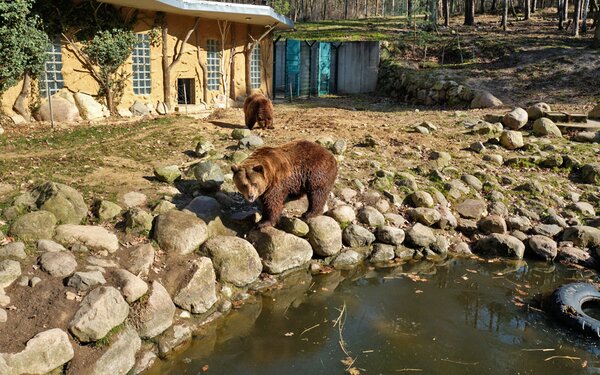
[132,34,151,95]
[40,39,64,96]
[207,39,221,91]
[250,45,261,89]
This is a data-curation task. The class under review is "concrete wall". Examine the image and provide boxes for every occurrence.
[1,9,274,116]
[336,41,380,95]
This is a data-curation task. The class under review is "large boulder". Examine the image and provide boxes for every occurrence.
[249,227,313,274]
[69,286,130,342]
[0,260,21,289]
[561,226,600,248]
[474,234,525,259]
[202,236,262,286]
[40,251,77,277]
[527,102,551,121]
[38,96,81,122]
[0,329,74,375]
[470,91,503,109]
[502,107,528,130]
[133,281,175,339]
[129,101,150,116]
[54,224,119,253]
[307,216,343,256]
[184,196,232,238]
[342,224,375,248]
[173,257,217,314]
[500,130,524,150]
[456,199,487,220]
[125,243,155,277]
[74,92,104,120]
[580,163,600,185]
[589,103,600,119]
[92,327,141,375]
[153,165,181,184]
[356,206,385,227]
[153,210,208,255]
[112,269,147,303]
[9,210,57,241]
[375,226,405,245]
[527,235,557,261]
[532,118,562,137]
[32,182,87,224]
[404,223,436,248]
[67,271,106,292]
[193,162,224,192]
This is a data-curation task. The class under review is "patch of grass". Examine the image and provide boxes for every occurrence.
[92,323,125,348]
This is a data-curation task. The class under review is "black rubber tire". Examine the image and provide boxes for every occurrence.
[549,282,600,338]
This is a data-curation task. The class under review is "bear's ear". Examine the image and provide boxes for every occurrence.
[252,165,264,174]
[231,165,240,173]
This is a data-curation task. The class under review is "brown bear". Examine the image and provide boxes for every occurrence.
[231,140,337,228]
[243,93,274,130]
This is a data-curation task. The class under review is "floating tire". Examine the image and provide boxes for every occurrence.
[549,282,600,338]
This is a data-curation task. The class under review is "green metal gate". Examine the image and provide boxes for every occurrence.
[285,39,301,98]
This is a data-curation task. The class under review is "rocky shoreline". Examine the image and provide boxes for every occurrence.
[1,100,600,374]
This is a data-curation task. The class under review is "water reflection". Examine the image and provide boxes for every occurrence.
[147,258,600,375]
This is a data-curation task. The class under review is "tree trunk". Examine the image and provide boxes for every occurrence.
[365,0,369,17]
[573,0,581,35]
[532,0,537,12]
[106,87,115,115]
[12,72,31,121]
[524,0,530,19]
[345,0,349,18]
[502,0,508,29]
[581,0,590,32]
[443,0,450,25]
[408,0,412,17]
[492,0,497,11]
[161,20,171,109]
[562,0,569,27]
[431,0,439,24]
[464,0,475,24]
[480,0,485,13]
[594,12,600,46]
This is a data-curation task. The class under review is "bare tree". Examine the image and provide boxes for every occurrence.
[464,0,475,24]
[244,24,277,96]
[594,13,600,47]
[162,16,201,109]
[443,0,450,25]
[502,0,508,29]
[524,0,530,19]
[581,0,590,32]
[12,73,31,121]
[573,0,581,35]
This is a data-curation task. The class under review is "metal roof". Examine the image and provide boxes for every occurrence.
[99,0,294,30]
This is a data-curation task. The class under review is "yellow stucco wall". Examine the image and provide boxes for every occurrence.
[0,9,274,116]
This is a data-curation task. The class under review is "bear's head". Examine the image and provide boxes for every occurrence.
[231,162,269,203]
[256,112,273,129]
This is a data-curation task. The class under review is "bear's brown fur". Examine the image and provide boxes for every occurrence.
[243,93,274,130]
[231,140,337,228]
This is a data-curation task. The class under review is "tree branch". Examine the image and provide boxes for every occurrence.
[61,33,103,85]
[170,17,201,68]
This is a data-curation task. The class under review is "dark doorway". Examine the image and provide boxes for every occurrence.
[177,78,195,104]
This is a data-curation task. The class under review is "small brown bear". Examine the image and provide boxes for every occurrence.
[231,140,337,228]
[243,93,274,130]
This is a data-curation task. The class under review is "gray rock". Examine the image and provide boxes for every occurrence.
[238,135,264,150]
[395,173,418,191]
[54,224,119,253]
[40,251,77,277]
[470,91,503,108]
[461,174,482,191]
[469,141,486,153]
[0,242,26,259]
[249,227,313,274]
[457,218,478,236]
[409,207,441,227]
[157,324,193,357]
[558,246,596,268]
[456,199,487,219]
[405,223,436,248]
[113,269,148,304]
[444,179,470,200]
[561,226,600,248]
[125,208,153,234]
[74,92,104,120]
[473,121,503,135]
[35,241,64,254]
[9,210,57,242]
[232,128,252,140]
[277,216,310,237]
[532,118,562,137]
[357,206,385,227]
[0,328,74,375]
[384,213,406,227]
[533,224,562,237]
[483,154,504,165]
[342,224,375,247]
[203,236,262,286]
[193,162,224,192]
[0,260,21,289]
[32,182,87,224]
[131,351,157,375]
[503,107,528,130]
[129,101,150,116]
[92,326,141,375]
[507,216,532,232]
[0,308,5,322]
[451,242,472,255]
[185,196,231,238]
[395,245,416,260]
[126,243,155,277]
[527,102,551,121]
[67,271,106,291]
[489,201,509,218]
[153,210,208,255]
[437,206,458,229]
[70,286,129,342]
[327,205,356,225]
[87,256,119,268]
[429,151,452,169]
[528,235,557,261]
[500,130,524,149]
[569,202,596,217]
[332,139,347,155]
[173,258,217,313]
[339,188,358,202]
[230,150,249,164]
[573,131,600,143]
[152,200,176,215]
[332,250,362,269]
[121,192,147,208]
[370,243,396,262]
[539,154,563,168]
[474,234,525,259]
[153,165,181,184]
[133,281,175,339]
[96,200,122,221]
[410,191,434,208]
[307,216,343,256]
[477,215,507,234]
[30,276,41,287]
[194,139,214,157]
[375,226,405,246]
[580,163,600,185]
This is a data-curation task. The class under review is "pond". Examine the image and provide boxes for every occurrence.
[146,258,600,375]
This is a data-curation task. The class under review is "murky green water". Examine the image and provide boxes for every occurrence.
[147,258,600,375]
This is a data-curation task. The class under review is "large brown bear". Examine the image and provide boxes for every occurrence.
[244,93,274,130]
[231,140,337,228]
